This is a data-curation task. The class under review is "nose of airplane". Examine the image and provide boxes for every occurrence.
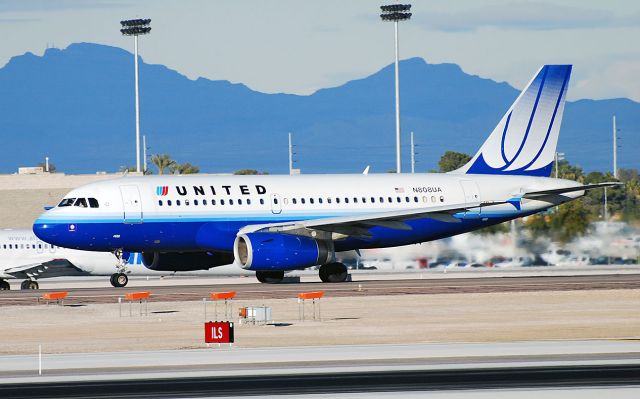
[32,215,74,248]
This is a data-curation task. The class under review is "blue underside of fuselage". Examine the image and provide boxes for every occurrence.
[32,214,524,253]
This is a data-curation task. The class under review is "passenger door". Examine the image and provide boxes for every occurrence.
[270,193,282,214]
[120,185,143,223]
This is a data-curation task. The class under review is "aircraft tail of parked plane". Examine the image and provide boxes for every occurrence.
[454,65,572,177]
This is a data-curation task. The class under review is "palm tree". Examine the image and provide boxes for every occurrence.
[150,154,176,175]
[170,162,200,175]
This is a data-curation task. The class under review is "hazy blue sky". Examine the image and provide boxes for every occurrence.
[1,0,638,100]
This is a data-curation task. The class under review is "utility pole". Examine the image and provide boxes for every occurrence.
[410,131,415,173]
[121,18,151,173]
[380,4,411,174]
[142,135,147,174]
[613,115,618,179]
[288,132,293,175]
[554,152,564,179]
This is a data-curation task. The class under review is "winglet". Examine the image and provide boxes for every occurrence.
[362,166,370,175]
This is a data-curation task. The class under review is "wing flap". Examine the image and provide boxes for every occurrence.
[523,182,623,198]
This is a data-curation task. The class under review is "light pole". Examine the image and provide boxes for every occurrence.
[613,115,620,179]
[380,4,411,174]
[121,18,151,173]
[554,152,565,178]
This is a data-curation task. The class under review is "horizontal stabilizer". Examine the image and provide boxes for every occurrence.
[523,182,623,198]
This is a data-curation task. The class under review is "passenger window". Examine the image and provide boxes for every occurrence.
[336,198,340,204]
[230,199,234,205]
[362,197,366,203]
[185,200,190,206]
[388,197,393,203]
[238,199,243,205]
[167,200,172,206]
[431,196,436,202]
[396,197,401,203]
[310,198,314,204]
[345,198,349,204]
[158,200,163,206]
[301,198,306,204]
[9,245,12,249]
[221,199,225,205]
[194,200,199,206]
[353,197,358,203]
[247,199,251,205]
[318,198,323,204]
[203,199,207,205]
[58,198,75,207]
[327,198,332,204]
[272,199,277,205]
[26,244,30,249]
[293,198,297,204]
[74,198,88,208]
[422,196,428,203]
[176,200,181,206]
[414,196,419,203]
[212,199,216,205]
[371,197,375,203]
[440,196,445,202]
[405,197,410,202]
[260,199,265,205]
[88,198,99,208]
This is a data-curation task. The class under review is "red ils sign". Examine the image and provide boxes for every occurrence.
[204,321,234,343]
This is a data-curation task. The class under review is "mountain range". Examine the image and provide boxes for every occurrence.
[0,42,637,175]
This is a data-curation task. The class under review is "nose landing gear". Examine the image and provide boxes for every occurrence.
[110,249,130,288]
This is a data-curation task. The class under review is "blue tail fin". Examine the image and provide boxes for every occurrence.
[454,65,572,177]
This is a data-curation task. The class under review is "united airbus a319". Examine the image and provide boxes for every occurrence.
[33,65,618,283]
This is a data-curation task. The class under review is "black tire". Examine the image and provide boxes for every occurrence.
[319,263,348,283]
[256,270,285,284]
[0,280,10,290]
[110,273,118,287]
[114,273,128,288]
[22,280,39,290]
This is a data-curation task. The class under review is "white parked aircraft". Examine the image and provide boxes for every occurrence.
[33,65,619,283]
[0,229,247,290]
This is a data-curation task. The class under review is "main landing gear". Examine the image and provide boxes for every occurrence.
[0,279,10,290]
[319,262,348,283]
[110,249,129,288]
[20,279,39,290]
[256,270,285,284]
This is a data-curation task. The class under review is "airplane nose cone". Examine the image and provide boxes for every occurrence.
[33,217,69,247]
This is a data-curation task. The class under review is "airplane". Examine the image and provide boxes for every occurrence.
[32,65,619,284]
[0,229,249,290]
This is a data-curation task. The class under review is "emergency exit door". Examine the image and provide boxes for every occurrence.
[120,185,143,223]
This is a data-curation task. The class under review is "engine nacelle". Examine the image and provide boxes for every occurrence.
[234,232,332,271]
[141,251,234,271]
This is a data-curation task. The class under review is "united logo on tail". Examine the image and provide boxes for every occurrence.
[454,65,572,177]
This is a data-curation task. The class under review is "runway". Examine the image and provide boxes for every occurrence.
[1,341,639,398]
[1,365,639,398]
[1,274,640,306]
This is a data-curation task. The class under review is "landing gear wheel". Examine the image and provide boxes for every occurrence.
[0,280,10,290]
[319,262,348,283]
[110,273,128,288]
[256,270,285,284]
[21,280,39,290]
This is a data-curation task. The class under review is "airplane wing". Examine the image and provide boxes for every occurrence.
[239,201,488,238]
[3,259,89,280]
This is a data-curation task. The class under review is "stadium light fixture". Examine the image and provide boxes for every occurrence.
[380,4,411,174]
[120,18,152,173]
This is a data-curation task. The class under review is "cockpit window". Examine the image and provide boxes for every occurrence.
[58,198,75,207]
[74,198,88,208]
[88,198,99,208]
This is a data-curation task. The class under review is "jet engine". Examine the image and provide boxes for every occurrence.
[141,251,234,271]
[234,232,332,271]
